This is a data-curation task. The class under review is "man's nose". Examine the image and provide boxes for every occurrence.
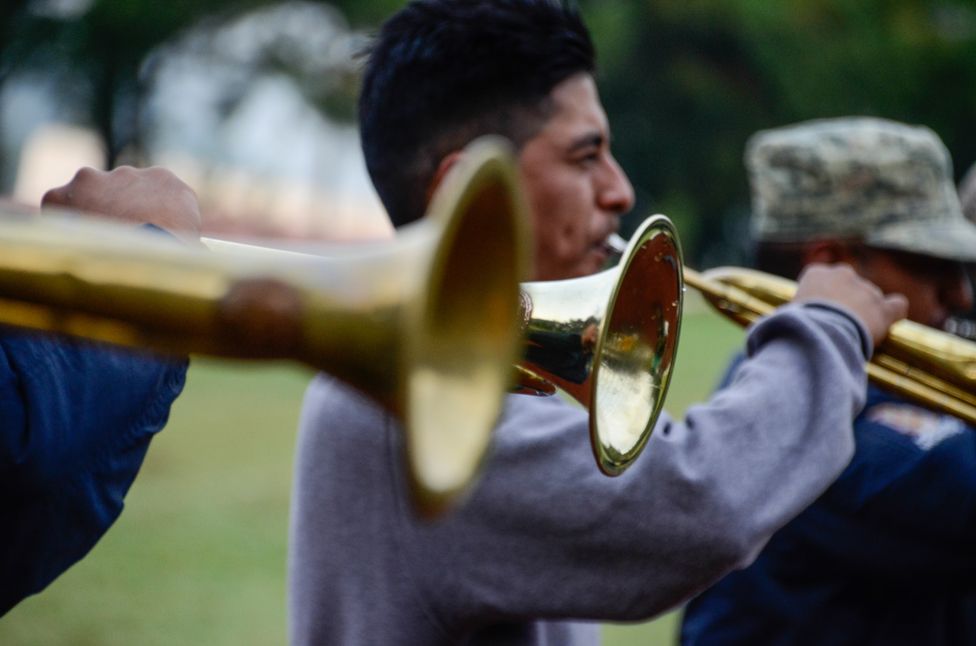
[598,154,635,215]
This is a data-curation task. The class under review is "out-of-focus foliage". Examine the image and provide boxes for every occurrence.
[580,0,976,264]
[140,2,364,162]
[3,0,975,263]
[2,1,219,169]
[326,0,404,26]
[0,0,332,168]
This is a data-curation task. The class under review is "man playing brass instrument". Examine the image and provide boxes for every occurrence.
[0,167,197,616]
[682,118,976,645]
[288,2,907,644]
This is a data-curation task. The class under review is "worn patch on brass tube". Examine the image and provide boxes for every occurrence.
[218,279,304,356]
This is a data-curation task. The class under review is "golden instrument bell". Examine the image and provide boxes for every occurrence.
[517,215,684,475]
[0,137,529,517]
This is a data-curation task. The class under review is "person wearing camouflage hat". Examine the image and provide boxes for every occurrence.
[750,117,976,260]
[747,116,975,329]
[681,116,976,646]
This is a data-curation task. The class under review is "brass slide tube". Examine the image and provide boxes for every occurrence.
[683,266,976,426]
[0,137,529,516]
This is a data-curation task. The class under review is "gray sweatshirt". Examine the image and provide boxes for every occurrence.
[288,303,870,645]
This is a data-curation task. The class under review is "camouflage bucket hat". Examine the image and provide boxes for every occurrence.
[746,117,976,263]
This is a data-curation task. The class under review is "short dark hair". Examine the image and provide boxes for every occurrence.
[359,0,595,227]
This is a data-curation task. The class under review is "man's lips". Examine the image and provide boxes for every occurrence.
[589,243,610,265]
[591,232,626,264]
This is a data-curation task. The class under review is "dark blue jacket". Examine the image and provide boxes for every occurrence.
[681,373,976,645]
[0,331,187,616]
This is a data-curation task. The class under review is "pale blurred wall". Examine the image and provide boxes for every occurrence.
[13,124,105,205]
[11,122,393,242]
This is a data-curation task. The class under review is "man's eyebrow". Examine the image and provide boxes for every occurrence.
[567,132,605,153]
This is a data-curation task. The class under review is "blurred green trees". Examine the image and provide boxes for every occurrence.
[3,0,975,263]
[581,0,976,263]
[2,0,280,166]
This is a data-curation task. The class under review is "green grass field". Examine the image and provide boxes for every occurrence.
[0,305,743,645]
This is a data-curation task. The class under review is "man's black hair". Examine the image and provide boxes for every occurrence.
[359,0,595,228]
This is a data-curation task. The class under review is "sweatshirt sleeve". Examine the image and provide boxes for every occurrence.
[406,302,868,626]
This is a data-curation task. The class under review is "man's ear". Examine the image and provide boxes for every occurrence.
[803,239,858,266]
[425,151,464,207]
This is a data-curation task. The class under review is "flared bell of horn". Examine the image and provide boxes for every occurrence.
[0,136,529,516]
[517,215,684,475]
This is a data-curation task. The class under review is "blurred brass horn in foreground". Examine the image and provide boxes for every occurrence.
[685,266,976,427]
[516,215,684,475]
[0,136,529,517]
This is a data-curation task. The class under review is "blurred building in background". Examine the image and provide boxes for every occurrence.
[2,0,391,242]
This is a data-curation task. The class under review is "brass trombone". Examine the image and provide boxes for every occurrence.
[0,137,529,516]
[683,266,976,426]
[607,226,976,427]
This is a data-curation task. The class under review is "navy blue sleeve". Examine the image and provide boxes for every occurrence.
[0,330,187,616]
[715,350,976,585]
[781,389,976,584]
